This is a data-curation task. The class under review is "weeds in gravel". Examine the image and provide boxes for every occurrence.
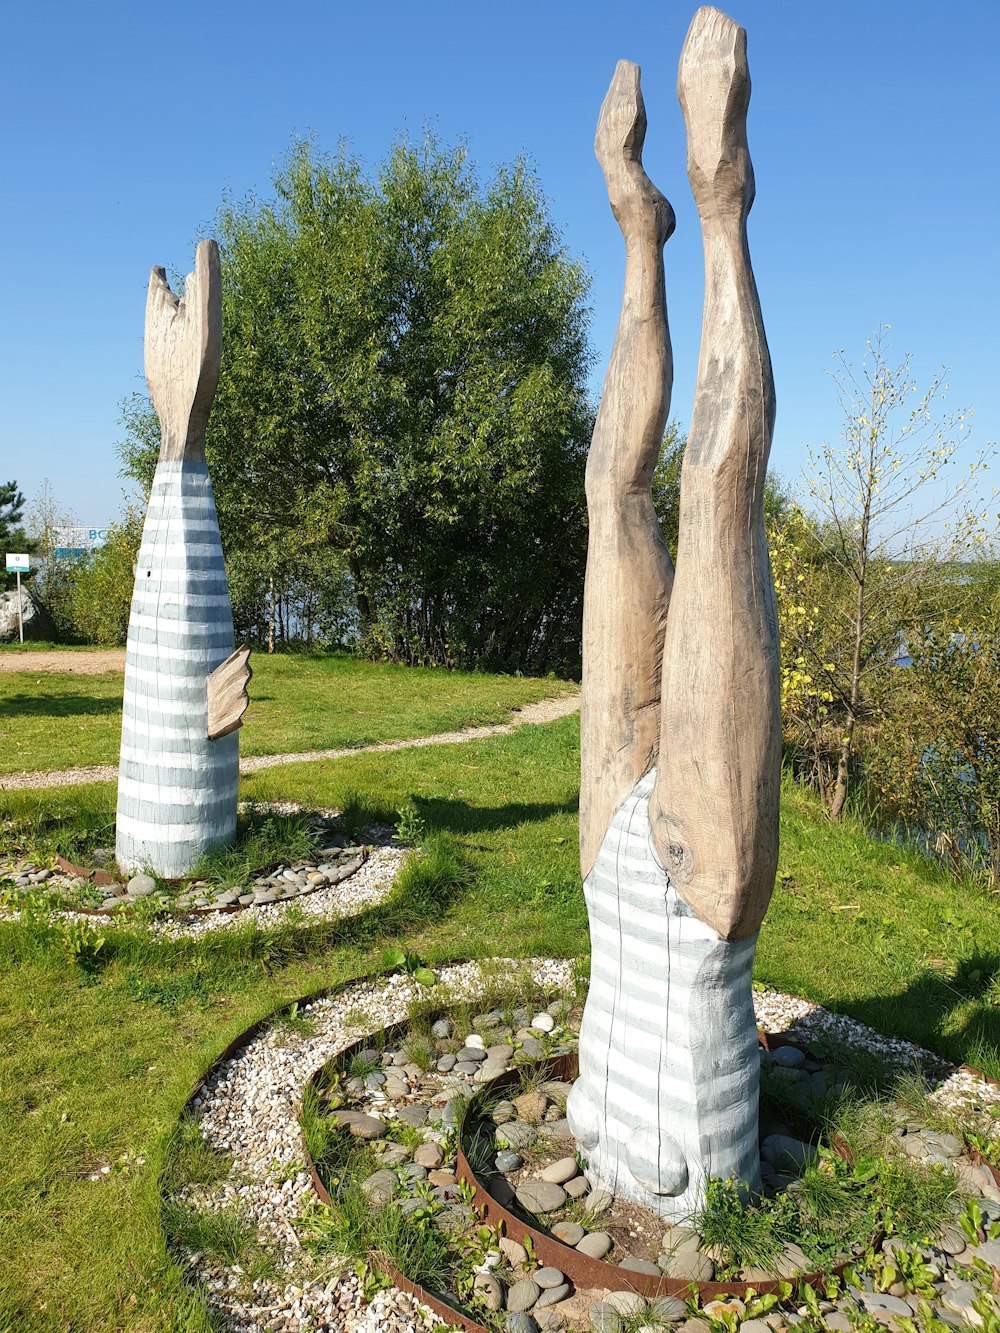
[695,1176,798,1275]
[163,1199,278,1281]
[163,1115,233,1193]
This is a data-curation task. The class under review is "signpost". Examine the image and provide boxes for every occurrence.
[5,553,30,643]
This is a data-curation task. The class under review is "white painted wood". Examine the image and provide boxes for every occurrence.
[116,242,241,878]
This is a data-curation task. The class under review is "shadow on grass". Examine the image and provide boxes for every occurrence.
[411,794,578,836]
[0,692,121,719]
[812,951,1000,1077]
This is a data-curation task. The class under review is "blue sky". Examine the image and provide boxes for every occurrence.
[0,0,997,530]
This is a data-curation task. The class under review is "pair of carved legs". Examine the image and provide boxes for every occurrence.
[568,9,780,1218]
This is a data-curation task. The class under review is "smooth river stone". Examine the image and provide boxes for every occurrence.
[497,1123,538,1150]
[552,1221,585,1246]
[516,1181,567,1214]
[618,1256,660,1276]
[534,1267,565,1289]
[576,1231,612,1259]
[540,1156,579,1184]
[507,1278,541,1312]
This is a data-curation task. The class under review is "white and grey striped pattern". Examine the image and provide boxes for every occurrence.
[567,770,761,1220]
[115,460,239,877]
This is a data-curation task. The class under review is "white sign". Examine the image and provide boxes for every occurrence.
[5,553,29,573]
[54,526,108,550]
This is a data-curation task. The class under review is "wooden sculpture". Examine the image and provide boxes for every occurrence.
[568,7,780,1218]
[116,240,251,878]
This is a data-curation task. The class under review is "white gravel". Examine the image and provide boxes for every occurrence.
[176,959,575,1332]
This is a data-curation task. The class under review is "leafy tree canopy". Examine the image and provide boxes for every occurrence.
[121,134,595,673]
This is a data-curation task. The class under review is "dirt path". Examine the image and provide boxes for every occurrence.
[0,649,125,675]
[0,694,581,791]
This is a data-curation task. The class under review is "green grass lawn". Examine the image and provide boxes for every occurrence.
[0,649,575,775]
[2,701,999,1330]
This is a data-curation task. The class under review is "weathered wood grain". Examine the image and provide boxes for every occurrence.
[579,59,676,882]
[649,6,780,942]
[569,6,777,1216]
[144,239,222,464]
[207,645,252,740]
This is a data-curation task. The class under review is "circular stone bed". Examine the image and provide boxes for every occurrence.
[168,962,1000,1333]
[0,805,406,938]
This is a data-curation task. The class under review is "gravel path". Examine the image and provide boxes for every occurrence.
[0,648,125,674]
[0,694,581,791]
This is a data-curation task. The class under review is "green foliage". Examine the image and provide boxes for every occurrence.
[382,945,438,988]
[694,1176,797,1274]
[163,1114,233,1193]
[66,508,144,646]
[57,919,106,977]
[791,327,991,818]
[0,481,27,591]
[119,132,594,673]
[866,579,1000,887]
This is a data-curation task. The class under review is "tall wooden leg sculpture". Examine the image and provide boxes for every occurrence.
[116,240,250,879]
[568,7,779,1219]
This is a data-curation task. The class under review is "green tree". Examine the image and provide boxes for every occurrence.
[800,328,991,818]
[120,134,594,673]
[867,563,1000,886]
[1,481,27,589]
[68,509,143,645]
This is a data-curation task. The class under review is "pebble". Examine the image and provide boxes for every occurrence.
[532,1012,556,1032]
[534,1267,565,1289]
[761,1134,817,1172]
[507,1278,541,1312]
[507,1315,539,1333]
[497,1122,538,1150]
[540,1155,579,1184]
[650,1296,687,1321]
[589,1303,622,1333]
[496,1151,523,1173]
[606,1292,646,1317]
[500,1236,528,1267]
[413,1142,443,1168]
[552,1220,585,1245]
[515,1180,567,1213]
[564,1174,590,1198]
[536,1284,571,1308]
[456,1045,487,1063]
[585,1187,614,1215]
[771,1044,807,1067]
[618,1255,661,1276]
[576,1231,612,1259]
[127,873,157,897]
[860,1293,912,1316]
[474,1272,505,1311]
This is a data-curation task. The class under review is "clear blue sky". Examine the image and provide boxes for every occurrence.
[0,0,997,530]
